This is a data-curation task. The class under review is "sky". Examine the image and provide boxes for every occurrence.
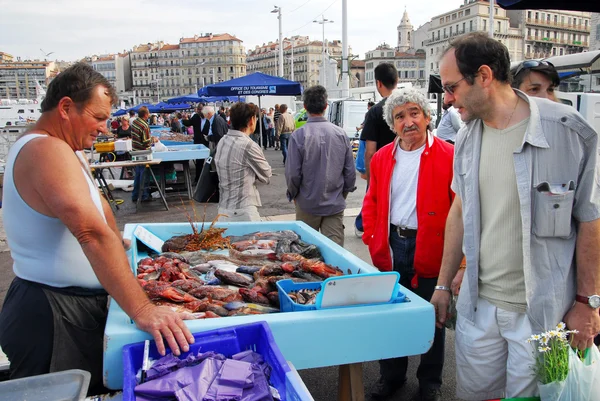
[0,0,466,62]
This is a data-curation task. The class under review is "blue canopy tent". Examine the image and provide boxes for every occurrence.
[205,72,303,145]
[112,109,127,117]
[166,94,243,103]
[496,0,599,12]
[127,103,153,113]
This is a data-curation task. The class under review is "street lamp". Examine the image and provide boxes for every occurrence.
[151,75,162,102]
[313,16,334,87]
[271,6,284,77]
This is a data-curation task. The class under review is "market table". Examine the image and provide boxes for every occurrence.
[104,221,435,399]
[90,159,167,212]
[151,144,209,199]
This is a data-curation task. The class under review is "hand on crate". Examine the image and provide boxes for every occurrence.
[133,303,195,356]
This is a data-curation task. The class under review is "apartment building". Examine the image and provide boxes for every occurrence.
[131,33,246,104]
[507,9,592,59]
[364,44,426,87]
[0,60,55,99]
[246,35,343,89]
[0,52,14,63]
[425,1,523,77]
[592,13,600,51]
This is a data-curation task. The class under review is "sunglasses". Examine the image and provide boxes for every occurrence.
[513,60,555,78]
[441,76,468,95]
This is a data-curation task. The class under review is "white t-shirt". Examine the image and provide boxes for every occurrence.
[390,143,425,228]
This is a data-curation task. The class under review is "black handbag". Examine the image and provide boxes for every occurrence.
[193,156,219,203]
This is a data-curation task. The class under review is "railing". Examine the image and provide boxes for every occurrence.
[525,18,591,32]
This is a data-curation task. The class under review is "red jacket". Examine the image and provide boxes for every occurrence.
[362,135,454,286]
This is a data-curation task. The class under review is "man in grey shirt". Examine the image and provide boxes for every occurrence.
[285,85,356,246]
[435,101,462,144]
[432,32,600,400]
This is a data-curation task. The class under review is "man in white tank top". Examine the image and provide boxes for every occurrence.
[0,63,193,394]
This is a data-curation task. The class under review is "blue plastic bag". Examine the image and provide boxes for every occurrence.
[355,140,366,174]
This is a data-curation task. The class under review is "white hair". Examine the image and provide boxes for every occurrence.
[202,106,215,117]
[383,88,432,132]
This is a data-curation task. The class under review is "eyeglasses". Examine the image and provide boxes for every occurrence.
[513,60,555,78]
[441,76,468,95]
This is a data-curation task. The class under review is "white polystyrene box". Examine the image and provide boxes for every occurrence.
[114,139,132,152]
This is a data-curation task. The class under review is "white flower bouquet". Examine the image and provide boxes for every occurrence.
[527,322,600,401]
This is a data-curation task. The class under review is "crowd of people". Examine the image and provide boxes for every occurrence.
[0,31,598,401]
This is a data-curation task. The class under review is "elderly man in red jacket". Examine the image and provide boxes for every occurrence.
[362,88,454,401]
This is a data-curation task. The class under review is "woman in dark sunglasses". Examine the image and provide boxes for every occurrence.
[511,60,560,101]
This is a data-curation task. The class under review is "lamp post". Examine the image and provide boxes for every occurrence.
[313,16,334,87]
[271,6,284,77]
[151,78,161,102]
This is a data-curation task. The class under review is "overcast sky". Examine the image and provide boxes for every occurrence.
[0,0,466,62]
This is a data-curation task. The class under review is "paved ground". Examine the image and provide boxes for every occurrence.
[0,147,460,400]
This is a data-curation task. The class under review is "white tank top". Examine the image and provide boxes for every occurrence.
[3,133,105,288]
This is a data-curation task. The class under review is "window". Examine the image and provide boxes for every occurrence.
[483,20,487,31]
[459,11,463,18]
[470,20,473,31]
[462,22,466,32]
[597,24,600,40]
[526,45,531,54]
[465,9,470,16]
[560,48,564,55]
[497,21,501,32]
[528,11,532,19]
[452,13,457,20]
[440,18,444,24]
[431,48,434,55]
[450,26,453,35]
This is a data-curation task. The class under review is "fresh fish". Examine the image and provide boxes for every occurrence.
[187,285,239,301]
[204,268,221,285]
[207,260,240,272]
[224,302,279,314]
[206,303,230,317]
[266,292,280,307]
[239,288,271,305]
[291,270,323,282]
[214,269,254,288]
[159,252,189,264]
[191,263,212,274]
[236,265,262,275]
[255,265,284,277]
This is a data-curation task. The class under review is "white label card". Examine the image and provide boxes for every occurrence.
[133,226,165,254]
[318,273,399,308]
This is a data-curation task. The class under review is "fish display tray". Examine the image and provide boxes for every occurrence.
[0,369,90,401]
[276,275,407,313]
[122,321,313,401]
[105,221,435,389]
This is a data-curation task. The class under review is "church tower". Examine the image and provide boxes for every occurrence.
[397,8,413,52]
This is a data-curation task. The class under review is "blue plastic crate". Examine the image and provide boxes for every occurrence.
[285,363,314,401]
[122,321,313,401]
[277,273,408,313]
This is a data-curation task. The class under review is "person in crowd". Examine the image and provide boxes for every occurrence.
[182,105,209,183]
[203,105,228,152]
[260,108,270,150]
[511,60,560,101]
[273,104,282,150]
[355,64,399,237]
[267,107,276,148]
[215,102,272,222]
[275,104,295,164]
[149,114,158,126]
[431,32,600,400]
[362,88,453,401]
[218,106,227,121]
[435,100,462,144]
[116,117,131,138]
[356,101,376,132]
[128,110,136,124]
[157,114,164,126]
[0,63,193,395]
[110,118,119,134]
[170,113,182,133]
[285,86,356,246]
[131,106,153,202]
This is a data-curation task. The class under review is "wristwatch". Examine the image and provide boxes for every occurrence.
[575,294,600,309]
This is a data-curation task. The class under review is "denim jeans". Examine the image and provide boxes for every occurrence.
[378,230,445,390]
[132,165,149,201]
[268,128,275,148]
[280,133,290,163]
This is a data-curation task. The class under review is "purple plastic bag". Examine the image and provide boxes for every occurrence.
[219,359,253,388]
[232,351,271,381]
[203,363,273,401]
[135,358,223,401]
[146,350,225,381]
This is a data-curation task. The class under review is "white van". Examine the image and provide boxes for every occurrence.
[328,99,369,139]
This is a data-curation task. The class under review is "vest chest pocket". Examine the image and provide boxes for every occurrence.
[533,181,575,238]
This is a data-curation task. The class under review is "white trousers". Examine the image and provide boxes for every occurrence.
[455,297,538,400]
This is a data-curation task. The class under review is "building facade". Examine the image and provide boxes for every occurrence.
[364,44,427,88]
[587,12,599,51]
[0,60,55,99]
[246,35,343,89]
[426,1,524,77]
[507,9,592,59]
[130,33,245,104]
[0,52,14,63]
[412,22,431,51]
